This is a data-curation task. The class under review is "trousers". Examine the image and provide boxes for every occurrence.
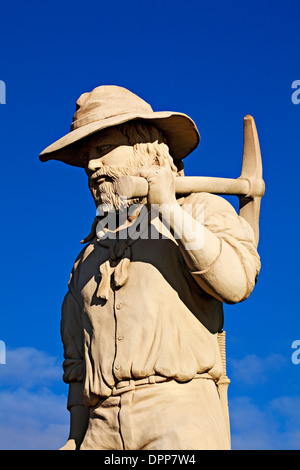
[80,377,230,450]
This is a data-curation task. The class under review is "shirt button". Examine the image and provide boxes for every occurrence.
[114,363,120,370]
[116,303,122,310]
[117,335,124,341]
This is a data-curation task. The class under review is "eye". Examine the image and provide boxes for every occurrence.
[97,144,113,154]
[81,152,89,164]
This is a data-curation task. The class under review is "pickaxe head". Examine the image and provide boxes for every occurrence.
[238,115,265,246]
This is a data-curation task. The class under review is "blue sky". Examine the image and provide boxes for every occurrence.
[0,0,300,450]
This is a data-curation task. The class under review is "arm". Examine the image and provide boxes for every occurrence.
[160,200,257,303]
[137,166,260,304]
[60,396,89,450]
[60,283,88,450]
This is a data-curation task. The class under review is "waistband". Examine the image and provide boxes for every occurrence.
[112,373,213,396]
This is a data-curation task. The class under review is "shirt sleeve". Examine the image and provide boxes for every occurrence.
[60,266,85,408]
[181,192,261,303]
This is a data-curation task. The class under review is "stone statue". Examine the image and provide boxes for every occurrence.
[39,85,263,450]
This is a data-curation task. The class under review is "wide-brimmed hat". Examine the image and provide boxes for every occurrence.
[39,85,200,167]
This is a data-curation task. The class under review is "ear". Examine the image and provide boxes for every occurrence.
[175,158,184,176]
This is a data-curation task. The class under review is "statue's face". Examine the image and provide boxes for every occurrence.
[83,127,133,173]
[81,127,137,210]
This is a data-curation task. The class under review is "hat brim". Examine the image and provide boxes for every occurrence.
[39,111,200,167]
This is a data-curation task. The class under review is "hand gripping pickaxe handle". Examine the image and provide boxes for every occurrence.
[115,115,265,246]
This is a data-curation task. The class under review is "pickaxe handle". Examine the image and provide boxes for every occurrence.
[115,174,264,198]
[115,115,265,246]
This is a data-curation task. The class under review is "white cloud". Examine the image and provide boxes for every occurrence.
[230,395,300,450]
[228,353,288,386]
[227,352,300,449]
[0,347,62,388]
[230,396,276,449]
[270,395,300,425]
[0,388,69,450]
[0,347,69,450]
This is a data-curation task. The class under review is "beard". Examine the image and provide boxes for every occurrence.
[88,156,147,212]
[88,142,177,213]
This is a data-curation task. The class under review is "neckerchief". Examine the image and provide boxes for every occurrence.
[95,205,150,300]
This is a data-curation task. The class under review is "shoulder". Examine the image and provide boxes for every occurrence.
[71,238,96,267]
[179,192,238,217]
[68,238,99,287]
[179,192,256,244]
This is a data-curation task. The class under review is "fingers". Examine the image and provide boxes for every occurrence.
[135,166,171,181]
[134,166,176,206]
[135,166,159,177]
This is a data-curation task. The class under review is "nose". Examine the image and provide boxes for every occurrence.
[87,157,103,173]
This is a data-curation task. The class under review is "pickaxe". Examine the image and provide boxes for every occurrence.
[115,115,265,247]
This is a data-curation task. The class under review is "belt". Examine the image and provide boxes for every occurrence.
[112,373,213,396]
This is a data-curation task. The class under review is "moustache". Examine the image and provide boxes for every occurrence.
[90,154,142,183]
[91,170,129,186]
[90,168,117,182]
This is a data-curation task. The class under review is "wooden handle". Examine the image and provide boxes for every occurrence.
[115,175,251,199]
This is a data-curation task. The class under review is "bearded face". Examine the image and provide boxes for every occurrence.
[88,158,145,212]
[82,124,178,213]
